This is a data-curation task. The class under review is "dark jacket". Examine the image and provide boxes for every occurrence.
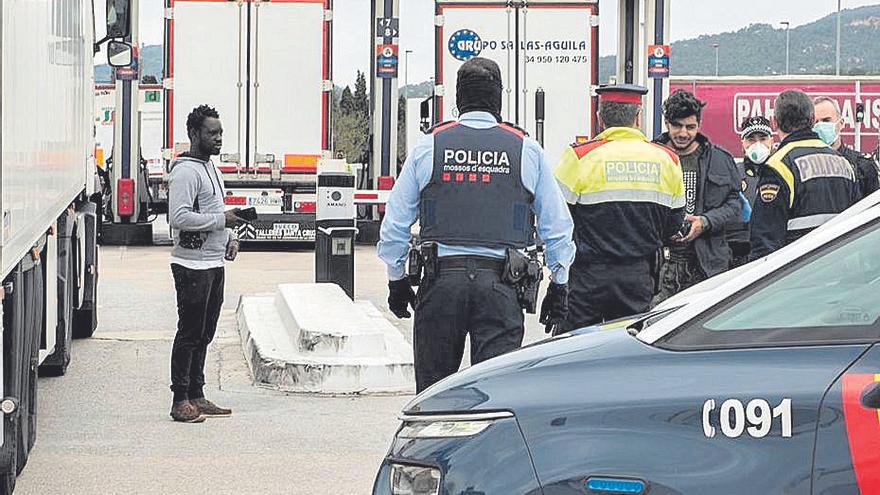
[654,133,742,277]
[749,130,859,259]
[726,158,762,247]
[838,143,880,199]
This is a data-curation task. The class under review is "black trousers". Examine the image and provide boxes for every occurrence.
[170,264,225,401]
[651,254,707,307]
[558,257,654,335]
[413,257,524,393]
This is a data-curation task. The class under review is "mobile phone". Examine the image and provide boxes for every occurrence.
[676,221,692,239]
[236,207,258,222]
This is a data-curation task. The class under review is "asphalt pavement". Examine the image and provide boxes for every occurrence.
[15,239,551,494]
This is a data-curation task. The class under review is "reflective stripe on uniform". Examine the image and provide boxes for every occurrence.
[554,128,685,209]
[556,180,685,208]
[766,139,833,208]
[786,213,838,231]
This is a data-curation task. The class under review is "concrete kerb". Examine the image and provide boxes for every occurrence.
[236,284,415,395]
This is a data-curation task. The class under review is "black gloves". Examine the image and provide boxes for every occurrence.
[539,283,569,334]
[388,279,417,319]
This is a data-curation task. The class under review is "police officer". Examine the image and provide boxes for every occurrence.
[814,96,879,199]
[378,57,576,393]
[554,84,685,333]
[750,90,860,259]
[728,116,774,267]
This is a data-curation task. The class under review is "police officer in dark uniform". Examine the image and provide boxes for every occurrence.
[750,90,860,259]
[554,84,685,332]
[378,57,576,392]
[728,116,774,267]
[814,96,880,199]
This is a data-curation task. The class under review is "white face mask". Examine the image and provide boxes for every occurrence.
[745,142,771,164]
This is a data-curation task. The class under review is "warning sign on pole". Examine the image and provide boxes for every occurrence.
[648,45,670,79]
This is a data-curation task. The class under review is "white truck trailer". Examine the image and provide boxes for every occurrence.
[433,0,599,166]
[164,0,332,242]
[0,0,118,489]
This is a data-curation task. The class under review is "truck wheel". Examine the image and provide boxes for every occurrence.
[72,236,97,339]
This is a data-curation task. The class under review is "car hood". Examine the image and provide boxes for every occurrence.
[404,328,657,414]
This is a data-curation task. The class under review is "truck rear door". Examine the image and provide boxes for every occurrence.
[167,0,245,169]
[249,0,328,177]
[167,0,330,173]
[436,0,597,166]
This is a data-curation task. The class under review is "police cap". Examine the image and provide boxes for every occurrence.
[740,116,773,139]
[595,84,649,105]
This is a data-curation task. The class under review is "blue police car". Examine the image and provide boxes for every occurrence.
[373,193,880,494]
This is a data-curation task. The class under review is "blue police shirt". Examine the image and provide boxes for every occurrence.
[378,111,576,284]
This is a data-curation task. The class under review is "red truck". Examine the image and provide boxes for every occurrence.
[671,76,880,158]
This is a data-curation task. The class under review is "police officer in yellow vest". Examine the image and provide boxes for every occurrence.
[554,84,685,334]
[749,90,860,259]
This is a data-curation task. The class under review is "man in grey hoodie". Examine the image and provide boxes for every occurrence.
[168,105,244,423]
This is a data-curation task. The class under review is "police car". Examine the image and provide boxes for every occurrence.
[373,191,880,494]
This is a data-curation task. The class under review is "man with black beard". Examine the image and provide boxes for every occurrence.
[653,90,741,305]
[378,57,575,392]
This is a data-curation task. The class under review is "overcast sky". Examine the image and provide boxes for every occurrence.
[125,0,879,86]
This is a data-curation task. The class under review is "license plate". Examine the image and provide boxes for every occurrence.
[247,196,282,207]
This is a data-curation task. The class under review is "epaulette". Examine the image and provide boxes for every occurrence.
[426,120,457,134]
[500,121,529,137]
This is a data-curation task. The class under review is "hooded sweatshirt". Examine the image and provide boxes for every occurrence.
[168,154,232,269]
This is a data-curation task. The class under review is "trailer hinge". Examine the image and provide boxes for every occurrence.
[324,9,333,21]
[590,14,599,27]
[434,84,445,97]
[322,80,334,92]
[434,15,445,27]
[163,78,174,90]
[0,397,18,416]
[164,7,173,19]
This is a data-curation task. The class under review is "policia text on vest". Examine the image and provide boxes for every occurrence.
[377,111,576,393]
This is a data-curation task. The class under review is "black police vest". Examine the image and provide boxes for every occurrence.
[773,140,858,236]
[419,122,533,249]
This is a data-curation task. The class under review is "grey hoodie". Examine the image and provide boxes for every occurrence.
[168,154,232,266]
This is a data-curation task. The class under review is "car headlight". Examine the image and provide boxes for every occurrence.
[398,420,492,438]
[396,411,513,439]
[390,463,440,495]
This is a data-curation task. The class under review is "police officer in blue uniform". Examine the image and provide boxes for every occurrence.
[378,57,576,393]
[750,90,860,259]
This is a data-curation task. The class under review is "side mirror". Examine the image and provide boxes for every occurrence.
[106,0,132,39]
[107,40,133,67]
[419,97,433,134]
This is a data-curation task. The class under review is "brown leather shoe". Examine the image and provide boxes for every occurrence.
[191,398,232,418]
[170,400,205,423]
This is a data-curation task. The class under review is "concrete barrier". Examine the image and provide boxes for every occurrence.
[237,283,415,394]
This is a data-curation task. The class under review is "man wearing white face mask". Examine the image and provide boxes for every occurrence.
[728,116,774,267]
[749,90,860,259]
[814,97,879,199]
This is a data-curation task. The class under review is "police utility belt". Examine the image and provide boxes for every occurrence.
[407,242,543,314]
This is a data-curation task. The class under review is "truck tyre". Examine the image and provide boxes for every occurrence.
[72,233,97,339]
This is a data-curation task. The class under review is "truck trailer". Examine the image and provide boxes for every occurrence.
[163,0,332,242]
[671,76,880,159]
[0,0,117,490]
[433,0,600,166]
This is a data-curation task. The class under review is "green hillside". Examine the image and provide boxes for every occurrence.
[599,4,880,82]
